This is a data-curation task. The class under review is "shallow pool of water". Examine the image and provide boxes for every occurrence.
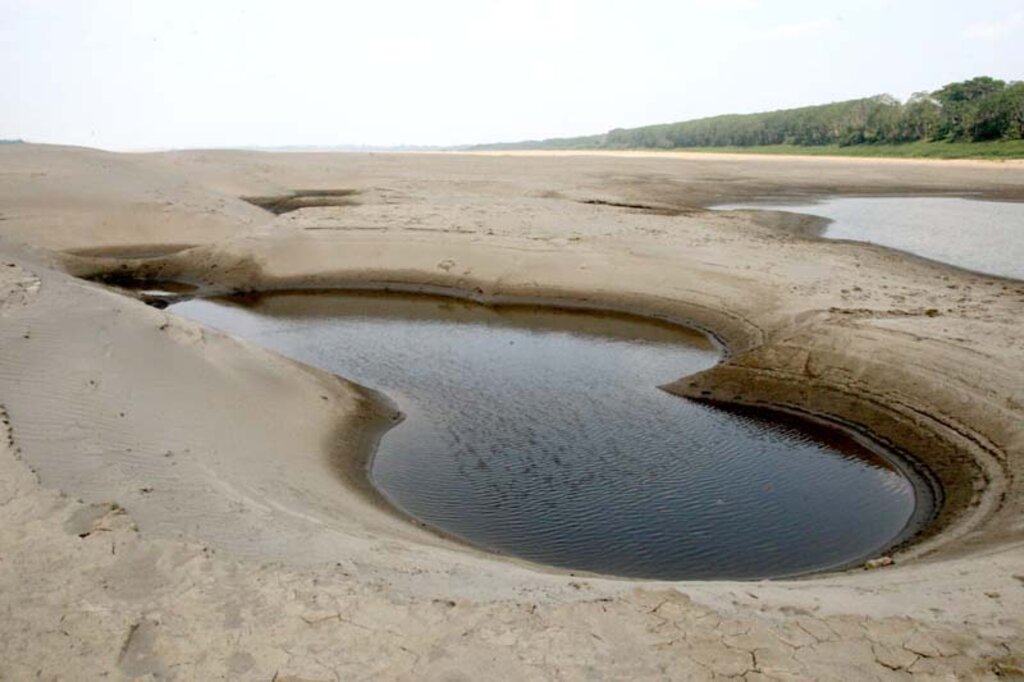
[718,197,1024,280]
[172,292,925,579]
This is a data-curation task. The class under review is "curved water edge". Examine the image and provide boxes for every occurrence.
[715,196,1024,281]
[170,291,936,580]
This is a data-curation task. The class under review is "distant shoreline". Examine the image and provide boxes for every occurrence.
[442,147,1024,167]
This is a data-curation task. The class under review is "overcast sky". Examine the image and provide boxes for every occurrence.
[2,0,1022,150]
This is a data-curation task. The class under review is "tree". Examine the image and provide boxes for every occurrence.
[933,76,1008,140]
[897,93,942,141]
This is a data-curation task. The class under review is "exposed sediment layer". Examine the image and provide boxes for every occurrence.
[60,229,1018,563]
[1,145,1023,678]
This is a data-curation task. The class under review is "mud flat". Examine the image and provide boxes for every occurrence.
[1,144,1023,679]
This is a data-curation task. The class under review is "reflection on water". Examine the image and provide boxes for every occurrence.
[718,197,1024,280]
[172,292,923,579]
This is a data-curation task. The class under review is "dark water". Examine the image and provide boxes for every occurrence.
[171,293,924,580]
[717,197,1024,280]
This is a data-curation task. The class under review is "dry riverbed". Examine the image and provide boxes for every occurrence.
[1,144,1023,679]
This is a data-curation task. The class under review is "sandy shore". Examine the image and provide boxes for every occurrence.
[457,147,1024,169]
[1,143,1023,679]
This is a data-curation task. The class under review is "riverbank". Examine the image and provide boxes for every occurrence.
[1,144,1023,678]
[467,139,1024,161]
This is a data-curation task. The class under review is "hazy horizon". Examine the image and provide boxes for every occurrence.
[2,0,1022,151]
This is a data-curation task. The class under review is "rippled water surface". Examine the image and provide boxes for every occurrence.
[718,197,1024,280]
[172,293,923,579]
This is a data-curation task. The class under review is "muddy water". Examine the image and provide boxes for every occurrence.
[718,197,1024,280]
[171,292,926,579]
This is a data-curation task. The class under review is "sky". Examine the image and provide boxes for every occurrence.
[1,0,1022,150]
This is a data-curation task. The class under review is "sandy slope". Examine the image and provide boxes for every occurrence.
[1,144,1024,679]
[0,144,266,252]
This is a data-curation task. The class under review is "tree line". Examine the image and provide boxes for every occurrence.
[475,77,1023,150]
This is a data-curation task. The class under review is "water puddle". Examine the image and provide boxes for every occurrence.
[171,292,929,579]
[717,197,1024,280]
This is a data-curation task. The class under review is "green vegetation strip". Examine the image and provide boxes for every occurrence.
[664,140,1024,160]
[474,76,1024,159]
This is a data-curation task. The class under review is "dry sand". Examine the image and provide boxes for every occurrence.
[1,144,1024,679]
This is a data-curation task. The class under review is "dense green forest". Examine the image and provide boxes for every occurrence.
[475,77,1024,154]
